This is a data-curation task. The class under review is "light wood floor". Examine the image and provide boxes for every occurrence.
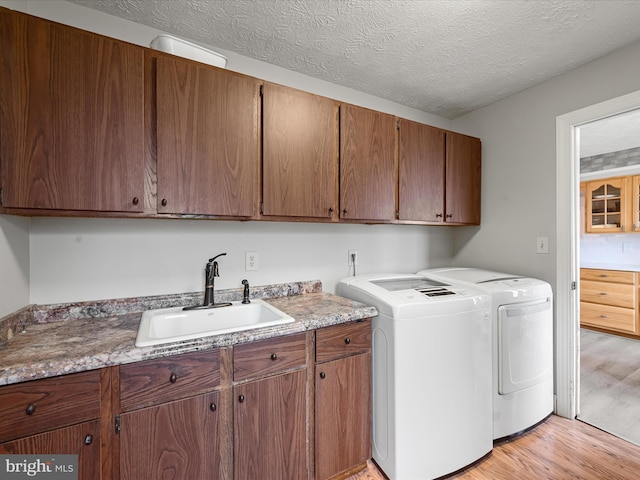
[579,328,640,446]
[347,414,640,479]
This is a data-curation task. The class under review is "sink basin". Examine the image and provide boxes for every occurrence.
[135,299,295,347]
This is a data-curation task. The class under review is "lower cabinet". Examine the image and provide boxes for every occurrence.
[0,420,101,479]
[0,370,102,480]
[119,392,221,480]
[234,370,307,479]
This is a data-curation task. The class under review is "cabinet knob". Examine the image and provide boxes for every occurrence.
[25,404,36,415]
[446,214,453,219]
[132,197,139,205]
[238,394,245,403]
[319,372,326,379]
[161,198,168,207]
[328,207,334,214]
[344,337,351,345]
[436,213,443,218]
[342,209,348,215]
[270,353,278,361]
[210,403,217,412]
[84,434,93,445]
[169,373,178,383]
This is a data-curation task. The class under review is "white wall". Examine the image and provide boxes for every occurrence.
[0,216,29,317]
[451,40,640,292]
[0,0,461,307]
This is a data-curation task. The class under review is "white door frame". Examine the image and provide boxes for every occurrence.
[555,90,640,418]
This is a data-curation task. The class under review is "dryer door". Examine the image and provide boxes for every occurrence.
[498,297,553,395]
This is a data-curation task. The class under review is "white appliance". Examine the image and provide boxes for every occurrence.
[418,268,554,440]
[337,274,492,480]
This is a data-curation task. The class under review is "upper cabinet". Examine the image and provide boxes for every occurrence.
[262,83,338,219]
[340,104,397,222]
[585,177,627,233]
[445,132,481,225]
[154,54,260,217]
[398,119,445,222]
[630,175,640,232]
[0,9,145,213]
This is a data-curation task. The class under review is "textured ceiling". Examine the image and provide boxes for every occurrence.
[68,0,640,120]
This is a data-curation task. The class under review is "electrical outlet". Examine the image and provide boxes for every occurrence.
[536,237,549,254]
[245,251,259,271]
[348,249,358,266]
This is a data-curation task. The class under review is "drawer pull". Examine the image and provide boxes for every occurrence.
[132,197,139,205]
[25,404,36,415]
[238,394,245,403]
[84,434,93,445]
[169,373,178,384]
[600,315,609,319]
[270,353,278,361]
[599,292,607,295]
[210,403,217,412]
[319,372,326,379]
[344,337,351,345]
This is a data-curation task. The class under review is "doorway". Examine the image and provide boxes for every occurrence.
[555,89,640,427]
[575,110,640,445]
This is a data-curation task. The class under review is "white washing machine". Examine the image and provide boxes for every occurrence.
[418,268,554,440]
[337,274,492,480]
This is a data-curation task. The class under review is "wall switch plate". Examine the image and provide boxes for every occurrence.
[348,249,358,266]
[245,251,259,271]
[536,237,549,254]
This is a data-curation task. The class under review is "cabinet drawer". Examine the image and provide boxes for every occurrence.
[0,370,101,443]
[120,349,220,411]
[233,333,307,382]
[580,302,637,334]
[316,320,372,363]
[580,268,635,284]
[581,280,635,308]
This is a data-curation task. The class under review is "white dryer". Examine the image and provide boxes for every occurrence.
[418,268,554,440]
[337,274,492,480]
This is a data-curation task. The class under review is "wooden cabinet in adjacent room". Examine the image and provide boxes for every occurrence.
[340,104,397,222]
[580,268,638,335]
[154,54,260,217]
[0,8,145,213]
[445,131,481,225]
[0,370,102,480]
[315,320,372,480]
[262,83,339,219]
[584,177,628,233]
[117,349,223,480]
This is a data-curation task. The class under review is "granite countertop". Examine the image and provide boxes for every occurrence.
[0,280,377,386]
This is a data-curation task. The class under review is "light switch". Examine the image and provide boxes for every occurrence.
[536,237,549,254]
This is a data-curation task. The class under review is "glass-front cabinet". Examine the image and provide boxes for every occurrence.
[585,177,627,233]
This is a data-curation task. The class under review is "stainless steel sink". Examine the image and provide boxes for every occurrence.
[135,299,294,347]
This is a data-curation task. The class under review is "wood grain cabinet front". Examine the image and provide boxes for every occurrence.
[117,350,222,480]
[0,370,102,480]
[445,132,482,225]
[580,268,638,335]
[154,54,260,217]
[0,8,145,213]
[262,83,339,219]
[315,320,372,480]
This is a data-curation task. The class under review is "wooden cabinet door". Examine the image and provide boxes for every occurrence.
[234,370,307,479]
[262,83,338,218]
[340,104,397,221]
[398,119,445,222]
[120,392,221,480]
[585,177,627,233]
[0,420,101,480]
[445,132,481,224]
[0,10,144,212]
[631,175,640,232]
[155,55,259,216]
[315,352,372,480]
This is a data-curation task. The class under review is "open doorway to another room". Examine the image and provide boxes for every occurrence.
[576,109,640,446]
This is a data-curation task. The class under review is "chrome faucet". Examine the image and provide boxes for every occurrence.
[184,253,232,310]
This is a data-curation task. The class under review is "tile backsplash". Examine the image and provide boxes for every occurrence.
[581,233,640,267]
